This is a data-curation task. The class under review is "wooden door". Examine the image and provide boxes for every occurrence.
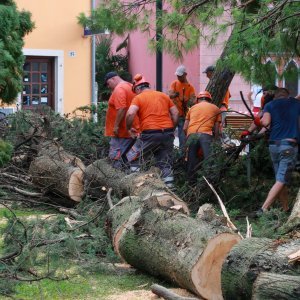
[22,57,54,110]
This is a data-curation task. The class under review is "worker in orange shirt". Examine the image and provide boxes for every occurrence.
[169,65,196,155]
[126,74,179,188]
[183,91,221,184]
[104,71,139,169]
[203,66,231,126]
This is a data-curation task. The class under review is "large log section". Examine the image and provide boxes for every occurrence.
[221,237,300,299]
[87,159,241,299]
[109,198,240,299]
[252,272,300,300]
[28,140,85,202]
[84,159,189,213]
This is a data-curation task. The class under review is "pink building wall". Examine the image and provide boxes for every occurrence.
[112,30,200,94]
[111,30,251,113]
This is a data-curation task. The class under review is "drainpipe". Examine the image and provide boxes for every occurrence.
[156,0,163,92]
[91,0,97,122]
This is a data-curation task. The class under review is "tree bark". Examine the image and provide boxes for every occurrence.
[108,197,240,299]
[252,272,300,300]
[221,237,300,300]
[29,156,84,202]
[205,30,235,107]
[37,141,85,170]
[284,188,300,232]
[84,159,189,213]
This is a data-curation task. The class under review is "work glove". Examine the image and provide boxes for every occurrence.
[254,116,262,127]
[240,130,251,139]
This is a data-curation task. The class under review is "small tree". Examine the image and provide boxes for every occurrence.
[95,35,131,101]
[0,0,34,104]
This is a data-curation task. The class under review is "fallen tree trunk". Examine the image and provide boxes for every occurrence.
[90,159,300,300]
[85,159,189,213]
[221,237,300,299]
[37,141,85,170]
[29,156,84,202]
[252,272,300,300]
[107,196,240,299]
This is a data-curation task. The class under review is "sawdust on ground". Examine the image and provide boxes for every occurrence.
[107,287,196,300]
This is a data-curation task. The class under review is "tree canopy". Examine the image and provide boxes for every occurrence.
[78,0,300,86]
[0,0,34,104]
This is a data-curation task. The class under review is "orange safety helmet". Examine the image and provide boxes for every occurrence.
[197,91,212,101]
[132,74,150,92]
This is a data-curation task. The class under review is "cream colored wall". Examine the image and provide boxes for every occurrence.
[16,0,92,114]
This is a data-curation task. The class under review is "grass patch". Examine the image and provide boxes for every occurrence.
[0,207,51,218]
[13,271,158,300]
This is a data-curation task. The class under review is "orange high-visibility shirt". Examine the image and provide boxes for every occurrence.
[132,90,175,131]
[186,101,221,136]
[105,82,139,137]
[169,80,196,117]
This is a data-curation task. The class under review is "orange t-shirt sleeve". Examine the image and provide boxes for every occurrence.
[222,90,230,108]
[168,97,175,108]
[131,96,140,107]
[170,81,176,92]
[114,87,127,110]
[186,110,191,120]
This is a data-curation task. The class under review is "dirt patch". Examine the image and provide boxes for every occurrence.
[107,288,197,300]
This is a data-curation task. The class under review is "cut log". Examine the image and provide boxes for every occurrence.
[29,156,84,202]
[252,272,300,300]
[37,141,85,170]
[85,159,189,213]
[108,197,241,299]
[221,237,300,300]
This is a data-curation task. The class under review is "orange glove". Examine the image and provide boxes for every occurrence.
[254,116,262,127]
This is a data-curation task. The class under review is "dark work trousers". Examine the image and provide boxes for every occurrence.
[108,137,135,169]
[126,130,175,187]
[186,132,213,184]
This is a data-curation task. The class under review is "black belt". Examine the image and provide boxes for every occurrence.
[269,140,297,146]
[142,128,174,134]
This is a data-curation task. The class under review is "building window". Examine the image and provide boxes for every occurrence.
[284,60,299,97]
